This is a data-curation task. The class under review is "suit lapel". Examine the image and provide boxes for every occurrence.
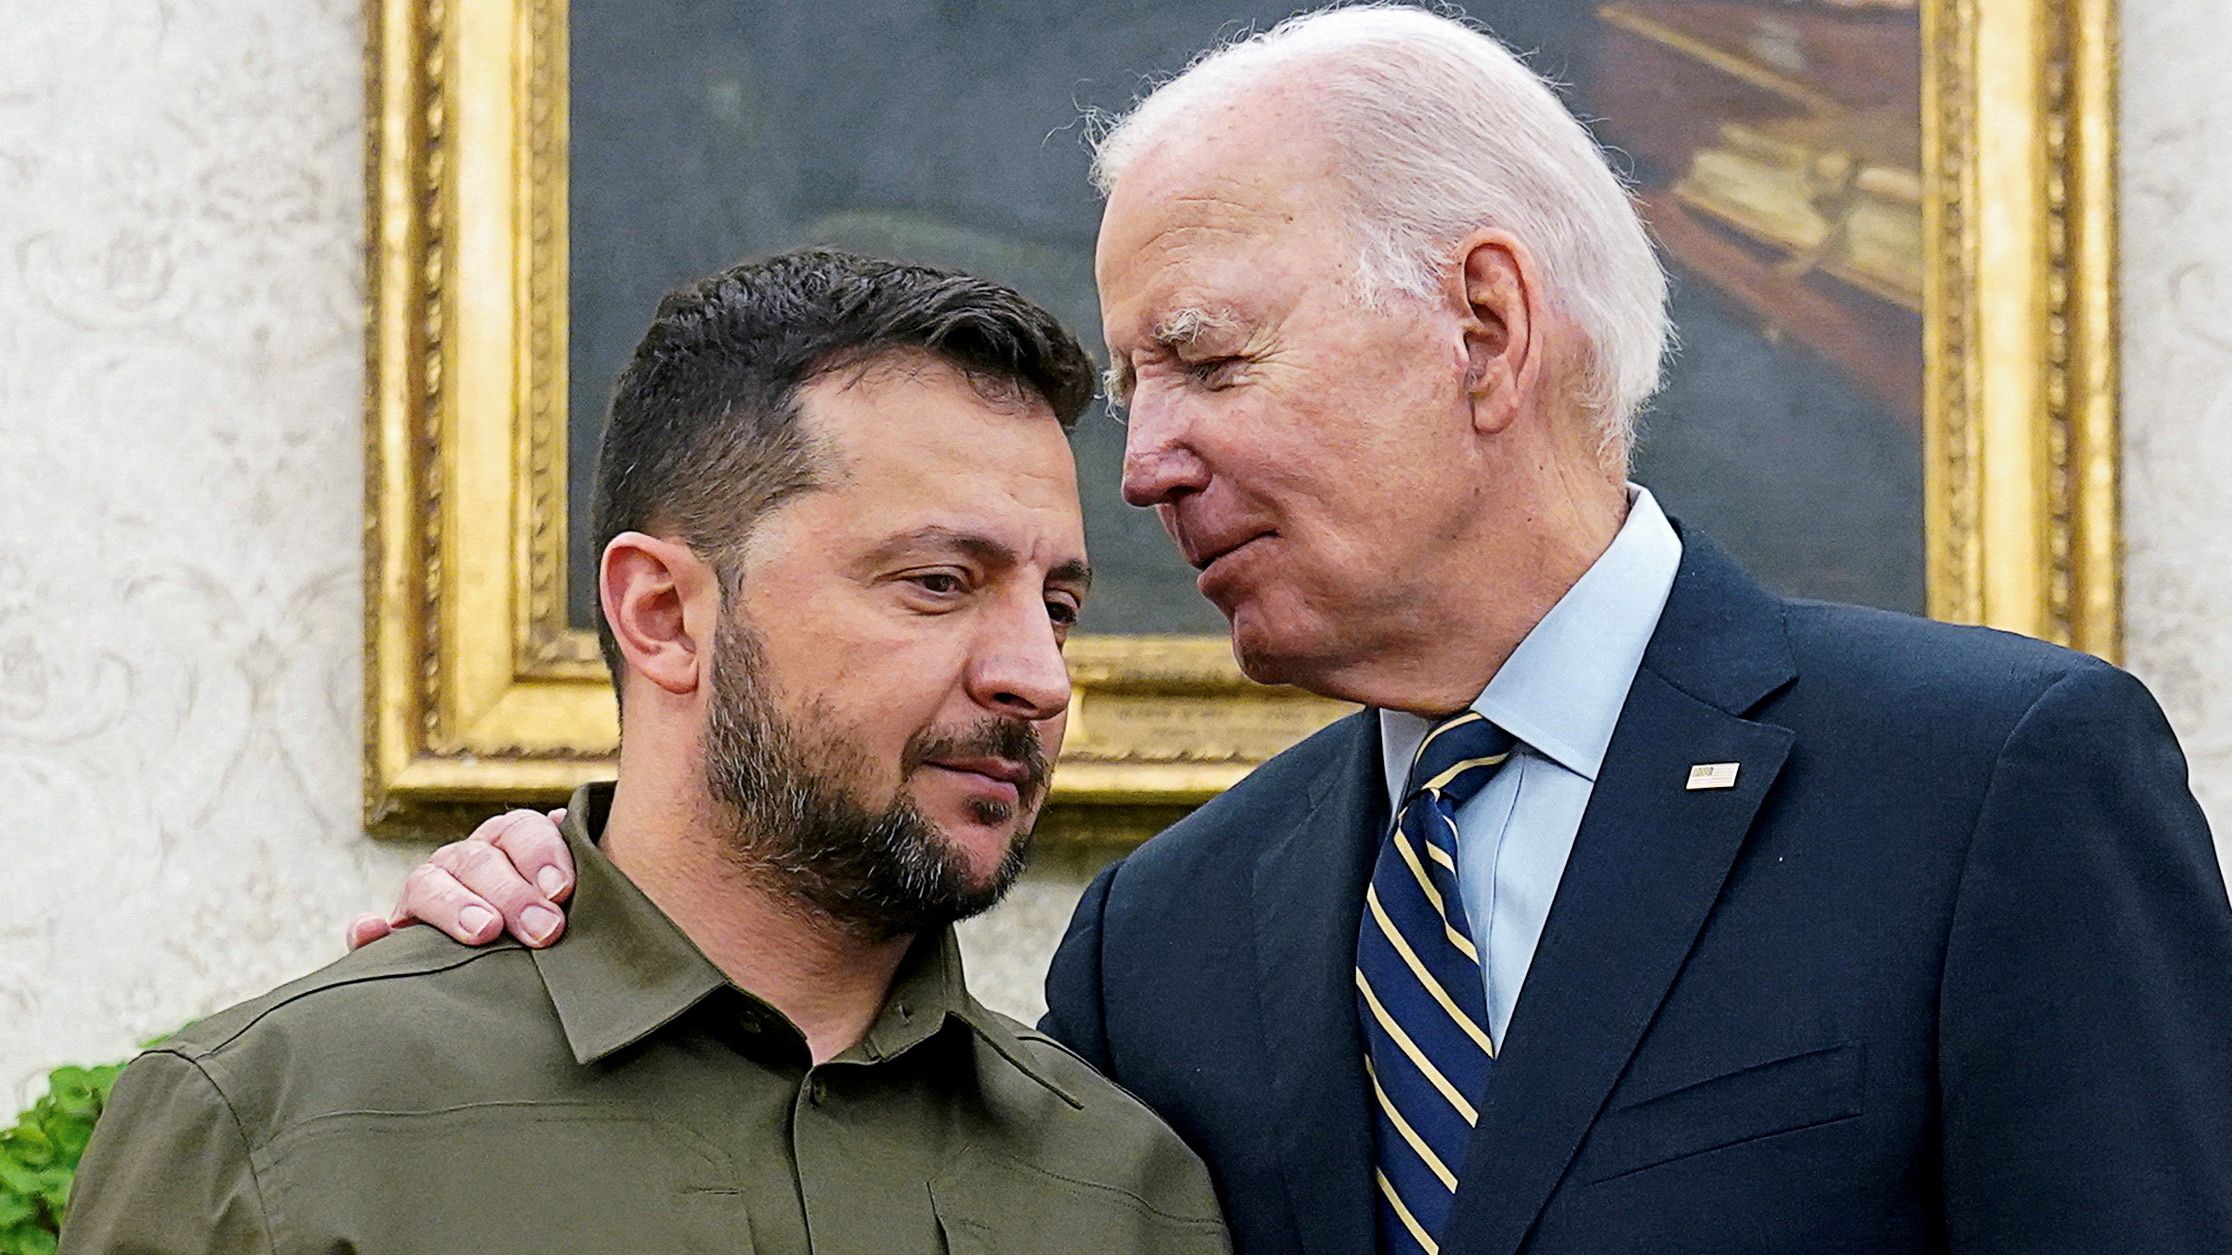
[1249,711,1385,1255]
[1440,530,1799,1255]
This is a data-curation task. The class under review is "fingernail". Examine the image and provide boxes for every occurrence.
[457,905,495,937]
[522,905,561,945]
[537,867,566,898]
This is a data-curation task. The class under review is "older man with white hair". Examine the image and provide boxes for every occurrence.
[366,6,2232,1254]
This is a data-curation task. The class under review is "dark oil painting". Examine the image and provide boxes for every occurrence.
[566,0,1926,635]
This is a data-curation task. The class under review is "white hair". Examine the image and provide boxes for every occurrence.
[1089,4,1671,455]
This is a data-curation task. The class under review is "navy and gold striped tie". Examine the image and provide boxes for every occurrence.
[1356,710,1516,1254]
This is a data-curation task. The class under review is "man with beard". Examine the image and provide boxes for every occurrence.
[58,250,1230,1255]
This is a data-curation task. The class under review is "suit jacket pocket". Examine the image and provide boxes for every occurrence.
[1576,1041,1863,1185]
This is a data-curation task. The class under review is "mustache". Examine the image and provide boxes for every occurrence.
[902,717,1051,807]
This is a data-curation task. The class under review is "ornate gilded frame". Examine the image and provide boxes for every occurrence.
[364,0,2120,835]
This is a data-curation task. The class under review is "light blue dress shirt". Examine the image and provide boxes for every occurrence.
[1377,486,1683,1045]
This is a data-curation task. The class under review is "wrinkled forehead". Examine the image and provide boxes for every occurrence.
[1097,122,1355,325]
[1098,190,1271,285]
[1099,83,1347,242]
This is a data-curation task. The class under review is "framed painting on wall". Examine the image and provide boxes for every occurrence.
[365,0,2119,837]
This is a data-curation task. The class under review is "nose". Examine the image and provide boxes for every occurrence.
[966,596,1073,723]
[1120,394,1211,508]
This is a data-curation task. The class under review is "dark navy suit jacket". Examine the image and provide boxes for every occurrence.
[1041,530,2232,1254]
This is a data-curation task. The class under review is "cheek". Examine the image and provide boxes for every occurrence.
[817,690,942,798]
[1194,391,1320,502]
[838,654,964,748]
[748,578,963,680]
[751,625,963,757]
[1314,368,1468,520]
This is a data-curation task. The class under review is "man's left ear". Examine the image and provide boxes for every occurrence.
[1447,229,1540,437]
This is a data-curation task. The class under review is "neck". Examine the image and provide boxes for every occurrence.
[1322,461,1630,716]
[599,740,910,1064]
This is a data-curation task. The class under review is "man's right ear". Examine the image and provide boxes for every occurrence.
[599,532,719,697]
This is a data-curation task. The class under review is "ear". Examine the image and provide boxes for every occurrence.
[599,532,721,698]
[1444,229,1541,437]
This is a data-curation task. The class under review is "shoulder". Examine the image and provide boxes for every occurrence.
[142,928,554,1137]
[161,926,533,1059]
[968,1011,1224,1221]
[1783,598,2086,677]
[1776,599,2127,725]
[1112,709,1372,883]
[1188,706,1372,820]
[1002,1016,1164,1122]
[1745,601,2191,811]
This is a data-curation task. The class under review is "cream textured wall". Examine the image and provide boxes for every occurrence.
[0,0,426,1106]
[2120,0,2232,860]
[2,0,2229,1100]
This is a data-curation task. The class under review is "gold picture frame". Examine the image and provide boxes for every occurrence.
[363,0,2119,837]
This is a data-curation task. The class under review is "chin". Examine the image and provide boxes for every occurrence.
[929,802,1031,871]
[1230,637,1295,687]
[1228,605,1372,704]
[1226,602,1315,687]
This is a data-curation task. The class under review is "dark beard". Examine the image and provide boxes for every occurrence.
[700,614,1045,942]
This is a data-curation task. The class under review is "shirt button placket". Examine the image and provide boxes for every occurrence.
[794,1070,837,1248]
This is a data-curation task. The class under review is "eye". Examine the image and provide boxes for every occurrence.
[1184,356,1245,389]
[1047,598,1080,628]
[908,571,965,596]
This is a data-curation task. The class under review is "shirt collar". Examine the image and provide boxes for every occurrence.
[853,927,1087,1110]
[530,784,730,1066]
[1379,485,1683,807]
[530,783,1081,1106]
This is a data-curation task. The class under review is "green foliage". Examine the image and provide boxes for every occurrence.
[0,1061,126,1255]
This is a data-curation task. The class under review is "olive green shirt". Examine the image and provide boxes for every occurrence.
[62,785,1229,1254]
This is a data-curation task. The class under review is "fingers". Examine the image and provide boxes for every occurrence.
[427,834,566,948]
[398,860,507,945]
[483,809,577,904]
[344,913,393,951]
[385,807,576,952]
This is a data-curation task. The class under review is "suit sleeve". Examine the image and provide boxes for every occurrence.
[1038,858,1122,1073]
[1938,662,2232,1252]
[58,1050,275,1255]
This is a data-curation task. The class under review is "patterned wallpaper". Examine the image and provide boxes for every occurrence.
[2121,0,2232,857]
[0,0,426,1105]
[2,0,2228,1099]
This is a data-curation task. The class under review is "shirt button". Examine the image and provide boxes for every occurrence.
[807,1077,828,1106]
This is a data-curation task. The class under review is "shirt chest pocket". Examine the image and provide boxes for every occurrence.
[260,1104,754,1254]
[928,1148,1230,1255]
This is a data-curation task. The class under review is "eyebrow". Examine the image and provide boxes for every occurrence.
[870,525,1093,592]
[1104,305,1241,408]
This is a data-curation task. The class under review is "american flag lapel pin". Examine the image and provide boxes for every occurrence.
[1686,762,1740,791]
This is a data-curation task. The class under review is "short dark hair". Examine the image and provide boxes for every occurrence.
[590,248,1096,698]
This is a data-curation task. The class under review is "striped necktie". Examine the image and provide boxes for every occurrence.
[1356,710,1517,1254]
